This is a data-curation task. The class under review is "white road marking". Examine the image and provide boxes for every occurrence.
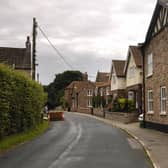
[48,122,83,168]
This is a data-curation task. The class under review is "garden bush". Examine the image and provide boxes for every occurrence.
[0,64,47,139]
[112,98,136,112]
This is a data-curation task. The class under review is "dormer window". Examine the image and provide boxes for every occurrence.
[147,53,153,76]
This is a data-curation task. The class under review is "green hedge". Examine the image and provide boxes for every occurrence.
[0,64,47,139]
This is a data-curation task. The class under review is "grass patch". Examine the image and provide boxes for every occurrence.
[0,120,49,153]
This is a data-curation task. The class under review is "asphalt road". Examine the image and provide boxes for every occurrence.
[0,112,152,168]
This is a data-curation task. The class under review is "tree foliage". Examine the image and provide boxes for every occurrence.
[0,64,47,139]
[45,71,83,109]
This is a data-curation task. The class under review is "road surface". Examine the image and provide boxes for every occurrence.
[0,112,152,168]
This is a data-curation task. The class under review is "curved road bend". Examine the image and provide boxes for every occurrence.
[0,112,152,168]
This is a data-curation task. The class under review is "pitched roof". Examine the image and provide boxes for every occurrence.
[0,47,31,70]
[112,60,126,77]
[124,45,143,73]
[96,72,110,82]
[95,81,111,88]
[65,81,95,91]
[129,46,142,67]
[145,0,168,43]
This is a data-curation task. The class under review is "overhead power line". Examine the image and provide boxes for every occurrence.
[37,24,74,70]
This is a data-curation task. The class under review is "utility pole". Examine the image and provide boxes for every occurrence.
[32,17,38,80]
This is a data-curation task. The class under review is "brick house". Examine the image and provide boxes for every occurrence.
[94,71,112,108]
[110,60,126,100]
[65,81,95,114]
[0,36,32,78]
[142,0,168,132]
[124,45,143,113]
[95,81,111,107]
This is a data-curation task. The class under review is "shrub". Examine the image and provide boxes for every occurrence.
[0,64,47,138]
[112,98,136,112]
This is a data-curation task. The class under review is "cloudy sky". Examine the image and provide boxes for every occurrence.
[0,0,157,84]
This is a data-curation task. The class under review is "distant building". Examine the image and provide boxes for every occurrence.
[0,36,32,78]
[110,60,126,99]
[64,80,95,114]
[95,81,111,108]
[96,71,110,82]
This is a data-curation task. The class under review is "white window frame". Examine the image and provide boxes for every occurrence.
[128,91,134,100]
[147,90,154,114]
[147,53,153,77]
[100,88,103,96]
[160,86,167,115]
[106,87,110,96]
[87,99,92,107]
[87,89,92,96]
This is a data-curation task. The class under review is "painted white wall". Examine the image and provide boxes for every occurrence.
[126,54,142,87]
[111,75,126,91]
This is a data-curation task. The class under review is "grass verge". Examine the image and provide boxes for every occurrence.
[0,120,49,153]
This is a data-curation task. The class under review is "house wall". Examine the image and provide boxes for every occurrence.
[144,26,168,126]
[126,54,142,87]
[111,77,126,91]
[77,85,94,111]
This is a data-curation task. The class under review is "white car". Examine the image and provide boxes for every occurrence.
[138,113,144,121]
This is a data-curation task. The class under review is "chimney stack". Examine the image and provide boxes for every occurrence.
[83,72,88,81]
[25,36,31,50]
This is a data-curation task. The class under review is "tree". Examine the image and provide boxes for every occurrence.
[45,71,83,109]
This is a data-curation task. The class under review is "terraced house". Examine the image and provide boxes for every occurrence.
[142,0,168,132]
[110,60,126,100]
[124,45,143,113]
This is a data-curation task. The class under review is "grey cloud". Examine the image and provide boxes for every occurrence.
[0,0,156,84]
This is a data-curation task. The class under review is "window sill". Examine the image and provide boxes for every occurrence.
[146,74,153,79]
[147,111,154,115]
[160,112,167,116]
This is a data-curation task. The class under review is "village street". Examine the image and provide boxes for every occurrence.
[0,113,152,168]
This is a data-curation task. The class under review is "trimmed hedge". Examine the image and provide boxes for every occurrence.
[0,64,47,139]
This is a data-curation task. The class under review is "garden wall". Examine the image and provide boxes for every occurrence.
[105,111,138,124]
[93,108,104,117]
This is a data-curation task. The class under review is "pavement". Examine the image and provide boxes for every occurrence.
[74,112,168,168]
[0,112,152,168]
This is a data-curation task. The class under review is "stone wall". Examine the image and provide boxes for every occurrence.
[105,112,138,124]
[93,108,104,117]
[77,107,92,114]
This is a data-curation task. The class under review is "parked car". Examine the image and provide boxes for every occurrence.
[138,113,143,121]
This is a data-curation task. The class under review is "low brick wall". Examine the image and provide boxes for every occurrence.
[77,107,92,114]
[105,111,138,124]
[93,108,104,117]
